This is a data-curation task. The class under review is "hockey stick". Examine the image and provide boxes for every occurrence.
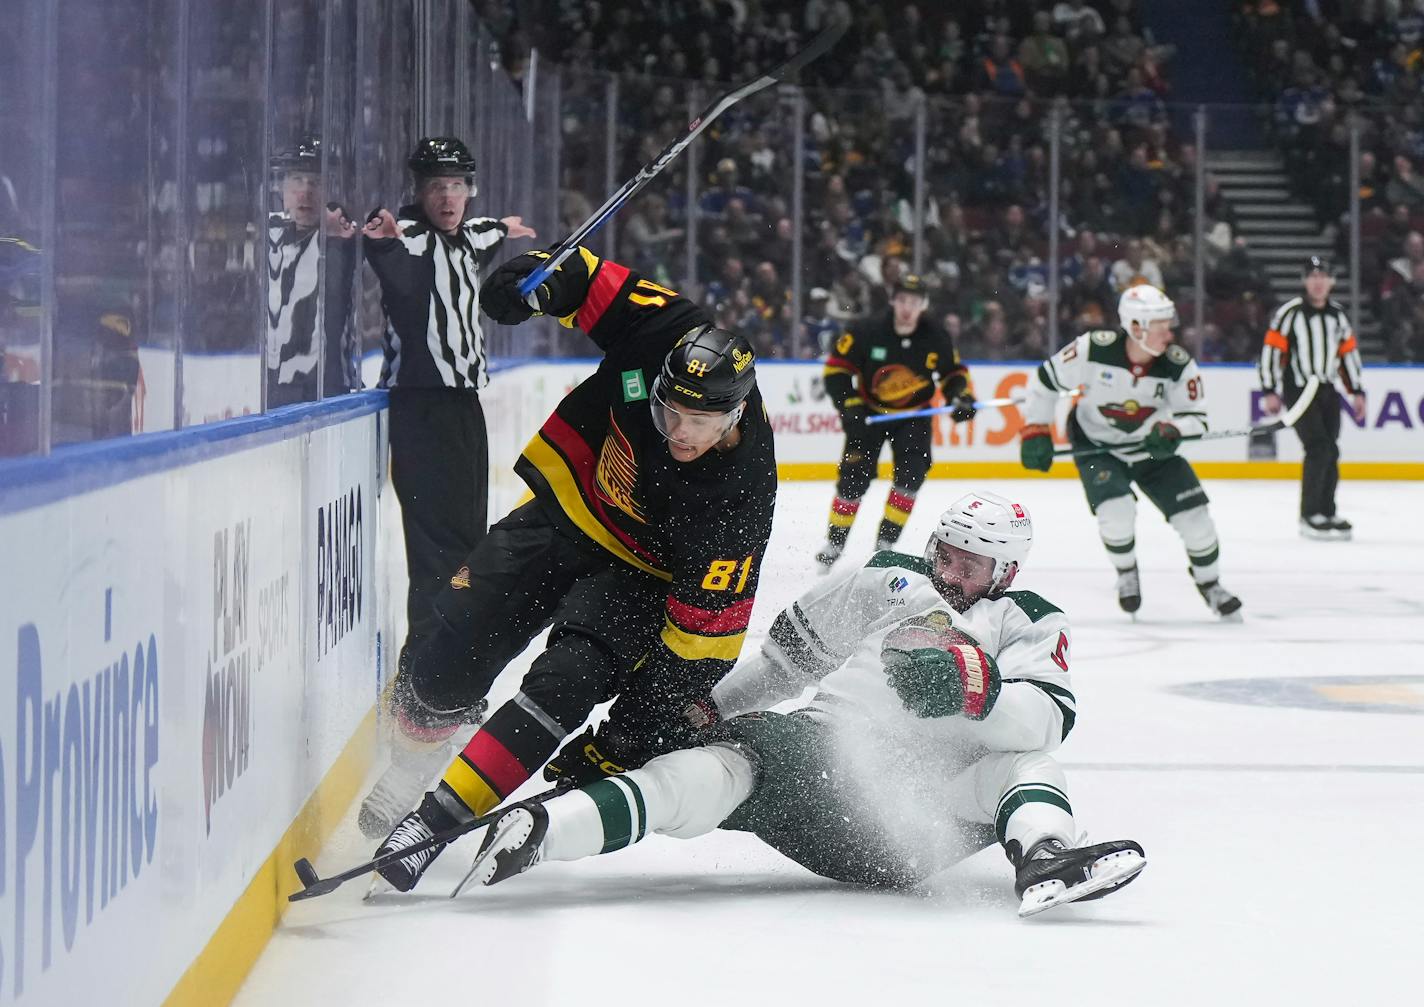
[287,785,563,902]
[517,18,847,299]
[1051,376,1321,459]
[866,388,1081,425]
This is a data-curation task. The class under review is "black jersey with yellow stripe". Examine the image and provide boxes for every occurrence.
[823,311,970,414]
[512,247,778,685]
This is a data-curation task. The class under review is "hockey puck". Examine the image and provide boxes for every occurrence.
[294,858,320,888]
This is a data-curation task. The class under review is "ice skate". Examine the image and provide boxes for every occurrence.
[1327,516,1353,540]
[874,538,897,553]
[450,801,549,897]
[357,702,484,840]
[1009,838,1146,918]
[814,540,842,573]
[372,794,457,893]
[1196,579,1243,621]
[1115,566,1141,615]
[1299,514,1336,540]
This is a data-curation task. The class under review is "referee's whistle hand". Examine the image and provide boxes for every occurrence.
[1261,392,1282,416]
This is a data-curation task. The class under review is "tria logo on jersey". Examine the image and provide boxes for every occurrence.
[888,574,909,593]
[1097,400,1158,432]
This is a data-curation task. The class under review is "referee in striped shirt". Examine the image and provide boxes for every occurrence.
[363,136,536,664]
[1258,256,1366,540]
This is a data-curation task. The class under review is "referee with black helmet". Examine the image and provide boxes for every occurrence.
[1258,255,1367,540]
[363,136,537,664]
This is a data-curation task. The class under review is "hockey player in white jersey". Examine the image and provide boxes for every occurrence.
[1020,285,1242,618]
[455,492,1145,918]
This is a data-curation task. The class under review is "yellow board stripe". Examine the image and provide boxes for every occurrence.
[828,509,856,528]
[162,708,377,1006]
[777,461,1424,481]
[522,434,672,580]
[660,617,745,661]
[443,756,501,817]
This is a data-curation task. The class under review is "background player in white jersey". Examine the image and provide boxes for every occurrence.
[456,493,1146,918]
[1019,285,1242,619]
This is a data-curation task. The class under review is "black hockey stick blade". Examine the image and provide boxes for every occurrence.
[285,786,566,902]
[518,17,846,298]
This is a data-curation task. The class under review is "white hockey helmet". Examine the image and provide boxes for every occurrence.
[924,491,1033,602]
[1117,284,1177,356]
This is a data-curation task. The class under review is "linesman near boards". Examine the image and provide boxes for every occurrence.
[362,136,536,668]
[816,273,974,571]
[1258,256,1366,540]
[361,246,778,897]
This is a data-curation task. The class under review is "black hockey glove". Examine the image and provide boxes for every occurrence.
[480,253,554,324]
[1143,421,1181,459]
[949,393,978,423]
[543,722,652,788]
[840,398,869,432]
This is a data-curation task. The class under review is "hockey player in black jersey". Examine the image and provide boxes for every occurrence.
[816,274,974,570]
[364,246,778,893]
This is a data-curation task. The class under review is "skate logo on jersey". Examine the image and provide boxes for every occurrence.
[595,412,647,523]
[1097,399,1158,431]
[870,364,932,407]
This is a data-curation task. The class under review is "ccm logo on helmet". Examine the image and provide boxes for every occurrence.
[672,383,705,399]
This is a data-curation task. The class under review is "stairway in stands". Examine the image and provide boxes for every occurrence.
[1208,148,1382,355]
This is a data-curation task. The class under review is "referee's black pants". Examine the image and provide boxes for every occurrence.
[388,387,489,664]
[1288,381,1342,519]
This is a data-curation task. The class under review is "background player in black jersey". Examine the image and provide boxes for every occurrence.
[816,274,973,570]
[363,246,778,893]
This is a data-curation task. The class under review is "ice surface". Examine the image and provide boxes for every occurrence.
[238,478,1424,1006]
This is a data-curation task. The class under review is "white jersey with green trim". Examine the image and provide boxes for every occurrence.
[713,552,1076,764]
[1025,328,1209,462]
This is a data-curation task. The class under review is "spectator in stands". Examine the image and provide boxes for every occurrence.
[1019,11,1070,95]
[1063,253,1115,330]
[1054,0,1106,43]
[700,158,758,217]
[1103,16,1147,77]
[1110,237,1164,293]
[623,192,683,283]
[977,35,1026,97]
[1386,155,1424,211]
[804,287,841,354]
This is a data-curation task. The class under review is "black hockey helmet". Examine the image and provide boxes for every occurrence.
[894,273,929,297]
[408,137,477,179]
[1302,255,1334,278]
[272,135,322,173]
[656,324,757,413]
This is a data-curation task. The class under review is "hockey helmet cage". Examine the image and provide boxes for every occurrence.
[409,137,478,179]
[655,324,757,413]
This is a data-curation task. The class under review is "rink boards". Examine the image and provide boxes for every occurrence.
[0,394,396,1005]
[480,360,1424,516]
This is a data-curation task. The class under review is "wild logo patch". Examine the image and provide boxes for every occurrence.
[1097,399,1157,431]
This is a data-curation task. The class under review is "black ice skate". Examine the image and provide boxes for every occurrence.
[1328,516,1354,540]
[1196,579,1243,620]
[450,801,549,898]
[1115,566,1141,614]
[1300,514,1337,540]
[372,792,459,893]
[1008,837,1146,918]
[814,540,843,573]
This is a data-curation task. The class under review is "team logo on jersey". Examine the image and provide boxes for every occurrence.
[870,364,932,407]
[450,565,471,589]
[1097,399,1158,432]
[621,369,647,402]
[1166,344,1189,365]
[1090,329,1118,346]
[594,411,647,523]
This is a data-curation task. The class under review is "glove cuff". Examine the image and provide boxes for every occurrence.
[1021,424,1051,440]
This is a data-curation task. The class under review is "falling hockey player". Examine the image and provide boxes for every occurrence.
[1019,285,1243,619]
[361,245,779,892]
[458,491,1146,918]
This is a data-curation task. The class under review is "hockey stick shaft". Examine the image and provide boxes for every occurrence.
[287,785,563,902]
[866,389,1080,425]
[1051,376,1321,459]
[518,19,846,298]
